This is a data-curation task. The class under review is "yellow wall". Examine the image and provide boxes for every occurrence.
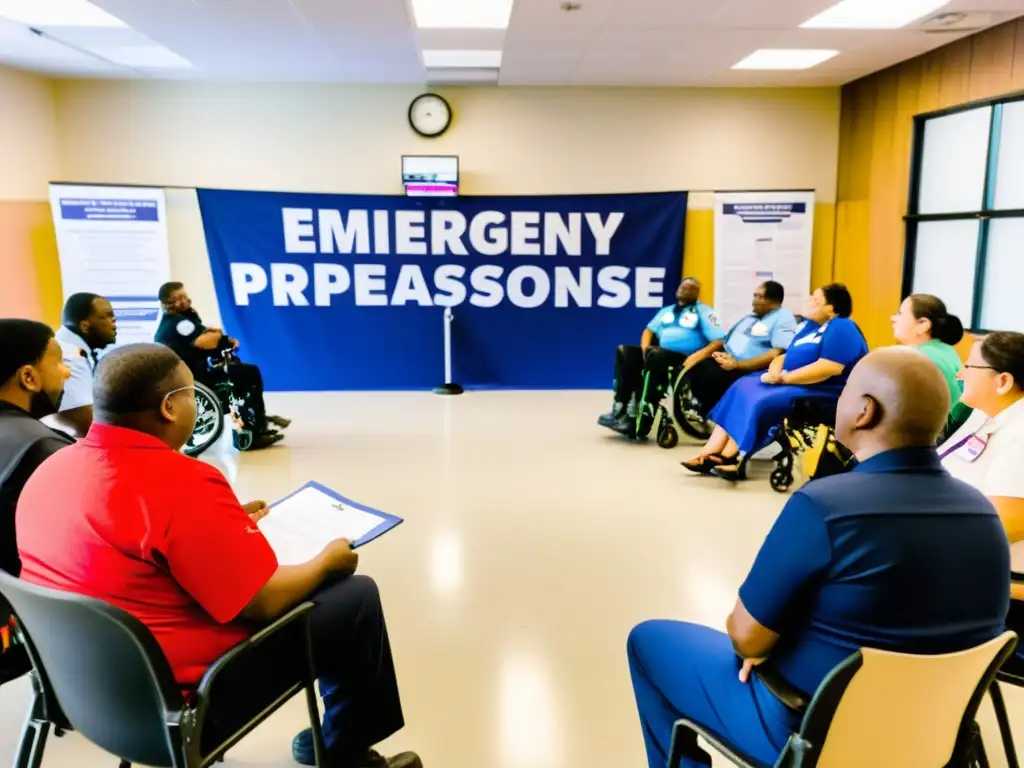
[835,18,1024,349]
[0,66,61,324]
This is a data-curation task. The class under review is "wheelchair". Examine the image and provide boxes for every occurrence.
[183,350,254,458]
[766,395,852,493]
[634,365,715,449]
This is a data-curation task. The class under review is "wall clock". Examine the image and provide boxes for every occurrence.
[409,93,452,138]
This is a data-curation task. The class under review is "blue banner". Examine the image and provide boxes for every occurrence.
[197,189,687,390]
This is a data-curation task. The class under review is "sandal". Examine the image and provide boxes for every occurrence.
[681,454,724,475]
[711,457,747,481]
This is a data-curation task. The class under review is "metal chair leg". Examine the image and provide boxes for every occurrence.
[991,681,1019,768]
[304,684,326,767]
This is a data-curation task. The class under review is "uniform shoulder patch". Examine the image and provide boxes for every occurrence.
[176,319,197,336]
[707,311,720,326]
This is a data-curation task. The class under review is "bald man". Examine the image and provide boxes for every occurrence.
[627,347,1011,768]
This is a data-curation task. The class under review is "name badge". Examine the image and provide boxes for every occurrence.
[680,313,699,329]
[751,322,768,337]
[956,434,989,462]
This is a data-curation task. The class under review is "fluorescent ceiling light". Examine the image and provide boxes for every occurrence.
[801,0,951,29]
[0,0,126,27]
[412,0,514,29]
[732,49,839,70]
[92,44,192,68]
[423,49,502,68]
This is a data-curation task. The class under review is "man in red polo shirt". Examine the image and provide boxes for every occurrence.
[16,343,420,768]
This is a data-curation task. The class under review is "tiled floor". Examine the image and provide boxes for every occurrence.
[0,390,1020,767]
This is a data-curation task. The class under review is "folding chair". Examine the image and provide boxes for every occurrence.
[0,571,326,768]
[669,631,1017,768]
[990,586,1024,768]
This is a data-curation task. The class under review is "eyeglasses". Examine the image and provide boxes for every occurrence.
[161,385,195,407]
[963,365,995,371]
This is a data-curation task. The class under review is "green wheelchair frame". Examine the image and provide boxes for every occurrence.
[634,364,715,449]
[182,352,254,458]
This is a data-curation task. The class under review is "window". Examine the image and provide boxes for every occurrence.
[904,95,1024,333]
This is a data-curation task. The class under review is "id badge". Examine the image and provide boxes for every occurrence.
[956,434,989,462]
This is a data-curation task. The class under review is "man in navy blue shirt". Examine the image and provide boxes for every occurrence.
[627,347,1010,768]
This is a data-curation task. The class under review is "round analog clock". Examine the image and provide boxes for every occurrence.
[408,93,452,138]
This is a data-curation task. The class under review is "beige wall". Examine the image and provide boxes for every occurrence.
[0,67,59,201]
[52,82,841,200]
[0,66,61,322]
[43,81,841,326]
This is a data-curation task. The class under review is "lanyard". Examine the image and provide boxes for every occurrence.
[938,432,979,460]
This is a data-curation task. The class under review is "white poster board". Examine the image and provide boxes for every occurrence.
[713,191,815,327]
[48,184,171,344]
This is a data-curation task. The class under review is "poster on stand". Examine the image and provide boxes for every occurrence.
[48,183,171,345]
[713,191,815,327]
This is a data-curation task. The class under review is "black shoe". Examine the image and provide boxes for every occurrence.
[610,413,637,438]
[291,728,422,767]
[598,404,626,429]
[249,432,285,451]
[267,414,292,429]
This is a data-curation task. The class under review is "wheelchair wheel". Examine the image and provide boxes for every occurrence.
[672,380,714,441]
[183,381,224,458]
[770,467,793,493]
[657,423,679,450]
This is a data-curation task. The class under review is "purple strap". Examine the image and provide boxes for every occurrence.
[938,433,975,460]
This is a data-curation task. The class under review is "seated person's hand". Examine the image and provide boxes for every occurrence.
[230,337,240,351]
[714,352,738,371]
[243,500,269,523]
[738,656,766,683]
[318,538,359,576]
[761,371,781,384]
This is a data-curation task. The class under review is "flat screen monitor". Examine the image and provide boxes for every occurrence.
[402,155,458,197]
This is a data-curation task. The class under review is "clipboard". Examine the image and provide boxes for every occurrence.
[258,481,404,565]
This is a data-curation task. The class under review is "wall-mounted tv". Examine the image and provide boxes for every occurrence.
[402,155,459,197]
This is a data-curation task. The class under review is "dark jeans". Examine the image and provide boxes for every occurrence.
[198,361,268,435]
[641,347,687,407]
[310,575,404,757]
[613,345,687,407]
[197,575,404,759]
[685,358,744,416]
[613,345,645,406]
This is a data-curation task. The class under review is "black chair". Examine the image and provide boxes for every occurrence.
[0,571,326,768]
[669,632,1017,768]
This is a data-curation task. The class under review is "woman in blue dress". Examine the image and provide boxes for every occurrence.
[682,283,868,480]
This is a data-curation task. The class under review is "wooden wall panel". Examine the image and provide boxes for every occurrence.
[835,17,1024,348]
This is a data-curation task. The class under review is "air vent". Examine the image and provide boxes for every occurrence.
[915,11,992,33]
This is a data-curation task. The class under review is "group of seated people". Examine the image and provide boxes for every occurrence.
[37,283,289,450]
[598,277,982,479]
[0,324,420,767]
[602,279,1024,765]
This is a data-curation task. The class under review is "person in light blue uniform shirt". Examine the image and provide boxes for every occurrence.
[682,283,868,480]
[599,277,725,437]
[681,281,798,417]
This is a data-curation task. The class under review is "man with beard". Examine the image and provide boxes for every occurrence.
[156,281,287,450]
[53,292,117,436]
[0,320,73,577]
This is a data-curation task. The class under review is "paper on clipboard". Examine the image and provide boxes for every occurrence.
[258,483,401,566]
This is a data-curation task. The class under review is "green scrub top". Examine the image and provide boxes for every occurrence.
[917,339,970,440]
